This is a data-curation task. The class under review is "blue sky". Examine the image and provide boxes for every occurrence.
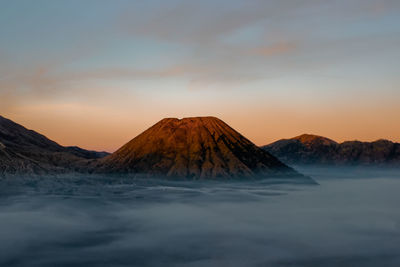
[1,0,399,151]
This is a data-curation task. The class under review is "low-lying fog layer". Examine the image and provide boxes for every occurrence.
[0,168,400,267]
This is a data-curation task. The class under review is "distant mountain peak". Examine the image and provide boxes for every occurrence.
[98,116,305,179]
[263,133,400,166]
[373,139,393,144]
[291,134,338,146]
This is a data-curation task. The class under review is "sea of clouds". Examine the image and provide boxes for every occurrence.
[0,168,399,267]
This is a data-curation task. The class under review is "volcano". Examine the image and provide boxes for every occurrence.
[98,117,306,179]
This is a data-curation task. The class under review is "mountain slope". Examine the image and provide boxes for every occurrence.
[0,115,109,175]
[97,117,306,179]
[263,134,400,166]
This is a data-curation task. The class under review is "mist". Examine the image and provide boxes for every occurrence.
[0,168,400,267]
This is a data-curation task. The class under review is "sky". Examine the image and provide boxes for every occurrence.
[0,0,399,152]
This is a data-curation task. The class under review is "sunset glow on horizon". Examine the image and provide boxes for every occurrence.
[1,0,399,152]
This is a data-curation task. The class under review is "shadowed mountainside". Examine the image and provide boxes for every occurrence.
[263,134,400,166]
[0,115,109,176]
[96,117,307,179]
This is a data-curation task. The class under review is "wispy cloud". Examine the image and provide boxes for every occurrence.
[1,0,400,147]
[250,42,297,56]
[2,0,397,105]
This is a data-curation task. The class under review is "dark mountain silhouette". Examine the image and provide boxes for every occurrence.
[0,115,109,176]
[263,134,400,166]
[97,117,308,179]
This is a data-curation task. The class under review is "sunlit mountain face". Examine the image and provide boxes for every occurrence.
[95,116,307,179]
